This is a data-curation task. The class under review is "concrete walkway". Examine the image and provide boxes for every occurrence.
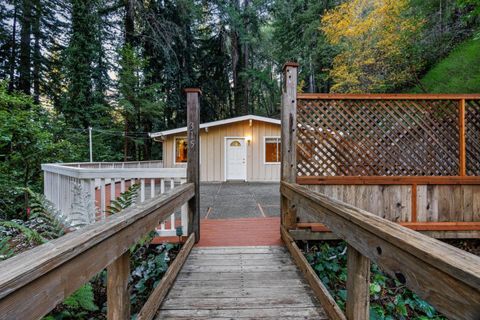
[200,182,280,219]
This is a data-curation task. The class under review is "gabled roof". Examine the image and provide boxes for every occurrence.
[149,115,280,138]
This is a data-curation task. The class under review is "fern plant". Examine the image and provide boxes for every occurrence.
[0,236,14,261]
[23,188,65,238]
[106,183,140,215]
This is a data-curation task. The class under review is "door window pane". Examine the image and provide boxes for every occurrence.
[265,137,281,163]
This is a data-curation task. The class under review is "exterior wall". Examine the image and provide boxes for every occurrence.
[162,120,281,182]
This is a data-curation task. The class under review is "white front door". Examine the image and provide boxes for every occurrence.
[226,138,246,180]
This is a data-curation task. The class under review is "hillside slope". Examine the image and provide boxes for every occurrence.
[412,38,480,93]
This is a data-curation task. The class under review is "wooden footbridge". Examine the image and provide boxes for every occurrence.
[1,66,480,320]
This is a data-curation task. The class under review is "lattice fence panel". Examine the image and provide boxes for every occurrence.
[297,99,462,176]
[466,99,480,175]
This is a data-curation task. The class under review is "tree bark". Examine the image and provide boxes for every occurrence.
[8,0,18,93]
[19,0,32,95]
[32,0,41,103]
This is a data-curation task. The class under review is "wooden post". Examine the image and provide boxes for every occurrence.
[459,99,466,176]
[281,62,299,229]
[107,252,130,320]
[185,88,201,242]
[346,245,370,320]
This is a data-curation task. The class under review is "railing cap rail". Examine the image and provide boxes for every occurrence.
[297,93,480,100]
[41,163,186,179]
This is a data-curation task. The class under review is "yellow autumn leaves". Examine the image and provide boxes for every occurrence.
[321,0,424,93]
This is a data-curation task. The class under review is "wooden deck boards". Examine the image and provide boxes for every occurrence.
[156,246,327,319]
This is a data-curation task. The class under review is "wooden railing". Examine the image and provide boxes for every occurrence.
[280,181,480,320]
[0,184,196,320]
[0,89,202,320]
[42,162,187,236]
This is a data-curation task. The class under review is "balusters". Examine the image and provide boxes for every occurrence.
[150,179,155,199]
[100,178,106,219]
[140,179,145,203]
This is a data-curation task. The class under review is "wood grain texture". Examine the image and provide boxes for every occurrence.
[0,183,194,320]
[281,226,346,320]
[156,245,327,319]
[297,176,480,185]
[107,251,130,320]
[137,233,195,320]
[280,63,298,229]
[346,245,370,320]
[186,90,200,242]
[282,181,480,320]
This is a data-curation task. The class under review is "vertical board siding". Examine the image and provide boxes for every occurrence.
[301,184,480,224]
[162,120,281,181]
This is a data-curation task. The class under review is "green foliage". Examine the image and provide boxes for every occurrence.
[305,241,446,319]
[106,183,140,215]
[130,243,179,314]
[24,188,66,238]
[0,220,46,245]
[0,82,79,219]
[0,236,14,261]
[411,38,480,93]
[44,284,98,320]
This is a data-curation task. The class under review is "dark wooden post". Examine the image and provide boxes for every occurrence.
[281,62,299,229]
[185,88,201,242]
[346,245,370,320]
[107,251,130,319]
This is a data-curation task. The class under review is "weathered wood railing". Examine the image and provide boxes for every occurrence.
[280,181,480,320]
[0,89,202,320]
[0,184,196,320]
[42,162,187,236]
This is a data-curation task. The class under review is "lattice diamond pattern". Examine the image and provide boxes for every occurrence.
[297,99,464,176]
[466,100,480,175]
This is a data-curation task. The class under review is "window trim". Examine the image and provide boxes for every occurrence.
[173,136,188,165]
[264,136,281,165]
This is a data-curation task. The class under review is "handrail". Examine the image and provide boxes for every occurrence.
[0,183,194,320]
[281,181,480,320]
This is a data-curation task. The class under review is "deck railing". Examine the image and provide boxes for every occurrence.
[42,161,187,236]
[280,181,480,320]
[0,184,196,320]
[0,89,202,320]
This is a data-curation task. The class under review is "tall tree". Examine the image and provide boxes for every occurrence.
[18,0,32,95]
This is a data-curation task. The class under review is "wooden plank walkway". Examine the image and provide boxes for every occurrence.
[156,246,327,319]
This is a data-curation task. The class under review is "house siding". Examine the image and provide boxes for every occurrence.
[162,120,281,181]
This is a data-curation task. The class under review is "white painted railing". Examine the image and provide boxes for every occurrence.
[41,161,188,237]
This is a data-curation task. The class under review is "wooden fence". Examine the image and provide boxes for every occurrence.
[0,89,202,320]
[280,63,480,320]
[282,63,480,238]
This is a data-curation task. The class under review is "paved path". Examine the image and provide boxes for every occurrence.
[156,246,327,319]
[200,182,280,219]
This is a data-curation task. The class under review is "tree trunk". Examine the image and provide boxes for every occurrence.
[19,0,32,95]
[8,0,18,93]
[32,0,41,103]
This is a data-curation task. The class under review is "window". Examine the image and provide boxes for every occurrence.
[265,137,281,163]
[230,140,241,147]
[175,137,188,163]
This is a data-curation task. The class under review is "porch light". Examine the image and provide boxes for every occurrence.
[245,136,252,144]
